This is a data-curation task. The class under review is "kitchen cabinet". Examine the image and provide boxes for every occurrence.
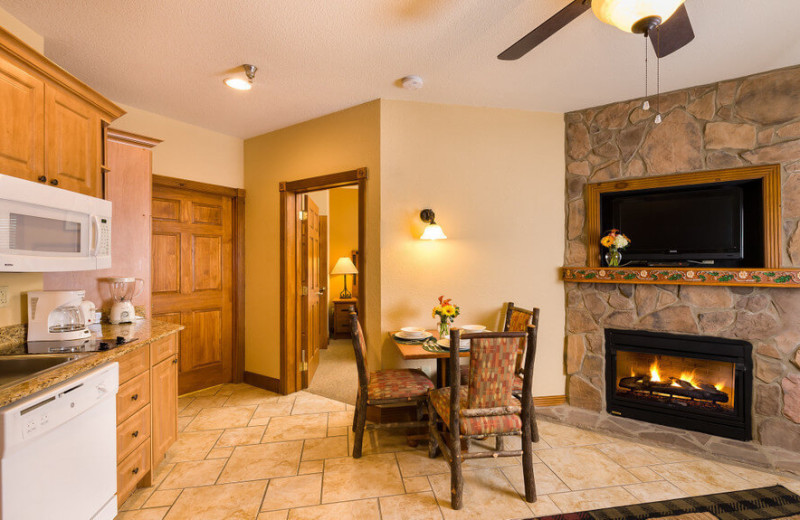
[44,85,102,197]
[115,331,179,506]
[0,57,44,181]
[151,334,178,466]
[0,26,123,197]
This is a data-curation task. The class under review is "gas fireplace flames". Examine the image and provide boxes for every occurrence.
[619,359,730,404]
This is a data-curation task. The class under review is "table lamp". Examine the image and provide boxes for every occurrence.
[331,257,358,299]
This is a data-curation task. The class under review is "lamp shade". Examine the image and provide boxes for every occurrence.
[331,257,358,275]
[592,0,685,33]
[420,223,447,240]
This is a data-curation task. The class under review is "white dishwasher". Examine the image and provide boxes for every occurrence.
[0,362,119,520]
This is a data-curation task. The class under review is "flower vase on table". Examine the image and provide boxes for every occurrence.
[601,229,630,267]
[432,295,460,339]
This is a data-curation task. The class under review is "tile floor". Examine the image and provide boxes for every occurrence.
[118,383,800,520]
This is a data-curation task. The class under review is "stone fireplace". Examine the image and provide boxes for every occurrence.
[562,64,800,474]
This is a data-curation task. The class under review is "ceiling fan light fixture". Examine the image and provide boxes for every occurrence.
[592,0,685,34]
[224,64,258,91]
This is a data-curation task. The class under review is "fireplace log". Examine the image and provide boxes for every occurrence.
[618,376,729,403]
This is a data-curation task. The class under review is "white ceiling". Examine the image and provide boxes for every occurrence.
[3,0,799,139]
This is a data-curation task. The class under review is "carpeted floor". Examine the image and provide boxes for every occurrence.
[306,338,358,405]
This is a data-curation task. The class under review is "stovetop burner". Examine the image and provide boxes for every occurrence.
[27,336,139,354]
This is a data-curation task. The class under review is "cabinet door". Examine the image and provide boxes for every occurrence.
[151,353,178,465]
[44,85,102,197]
[0,58,44,181]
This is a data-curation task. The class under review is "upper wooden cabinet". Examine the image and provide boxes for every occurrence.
[0,26,124,197]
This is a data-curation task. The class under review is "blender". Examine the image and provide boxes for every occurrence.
[105,277,144,324]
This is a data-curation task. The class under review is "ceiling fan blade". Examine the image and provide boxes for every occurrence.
[650,4,694,58]
[498,0,591,61]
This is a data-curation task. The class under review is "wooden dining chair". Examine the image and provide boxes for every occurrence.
[428,322,539,509]
[350,312,434,458]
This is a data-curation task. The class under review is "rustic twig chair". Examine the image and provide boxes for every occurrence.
[350,311,434,458]
[428,320,539,509]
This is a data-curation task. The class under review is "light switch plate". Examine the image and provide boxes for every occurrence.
[0,286,8,307]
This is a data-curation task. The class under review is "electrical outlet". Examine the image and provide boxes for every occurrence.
[0,286,8,307]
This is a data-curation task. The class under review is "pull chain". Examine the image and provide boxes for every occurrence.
[655,26,662,124]
[642,36,650,111]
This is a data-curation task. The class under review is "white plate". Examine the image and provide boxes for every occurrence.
[437,338,470,350]
[395,330,432,340]
[400,326,427,338]
[461,324,486,332]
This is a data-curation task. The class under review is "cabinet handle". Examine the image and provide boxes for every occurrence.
[132,430,139,438]
[37,175,47,183]
[172,358,178,364]
[132,467,140,475]
[50,178,59,186]
[131,394,139,401]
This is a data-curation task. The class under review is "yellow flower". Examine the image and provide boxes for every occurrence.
[443,304,456,317]
[601,236,614,248]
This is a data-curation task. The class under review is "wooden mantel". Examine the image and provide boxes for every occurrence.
[562,267,800,288]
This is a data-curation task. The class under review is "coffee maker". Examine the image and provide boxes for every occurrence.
[27,290,95,344]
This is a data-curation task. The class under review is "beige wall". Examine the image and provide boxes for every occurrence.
[328,188,359,302]
[243,100,381,378]
[0,8,43,53]
[113,103,244,188]
[379,100,567,396]
[0,13,44,328]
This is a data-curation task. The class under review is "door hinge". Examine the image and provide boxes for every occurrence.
[301,350,308,371]
[302,285,308,296]
[298,210,308,221]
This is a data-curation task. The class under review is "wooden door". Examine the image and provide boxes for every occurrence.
[319,216,329,349]
[151,354,178,465]
[152,184,234,394]
[0,58,44,182]
[301,195,321,388]
[44,85,101,197]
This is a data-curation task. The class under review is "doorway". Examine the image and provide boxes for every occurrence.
[280,168,367,396]
[151,175,245,395]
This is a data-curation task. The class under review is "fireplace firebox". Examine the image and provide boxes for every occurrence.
[605,329,752,441]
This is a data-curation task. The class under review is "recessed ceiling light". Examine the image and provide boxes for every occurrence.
[225,64,257,91]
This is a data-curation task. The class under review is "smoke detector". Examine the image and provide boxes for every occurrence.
[401,75,424,90]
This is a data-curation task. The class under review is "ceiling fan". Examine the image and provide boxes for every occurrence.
[498,0,695,61]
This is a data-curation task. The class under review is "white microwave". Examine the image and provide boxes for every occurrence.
[0,174,111,272]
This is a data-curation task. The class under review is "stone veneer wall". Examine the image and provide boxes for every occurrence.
[563,64,800,462]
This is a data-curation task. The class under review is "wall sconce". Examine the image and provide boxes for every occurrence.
[419,209,447,240]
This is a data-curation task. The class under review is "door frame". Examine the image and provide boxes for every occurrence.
[279,168,367,394]
[152,174,247,383]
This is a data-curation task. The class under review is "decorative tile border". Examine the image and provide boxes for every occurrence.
[562,267,800,287]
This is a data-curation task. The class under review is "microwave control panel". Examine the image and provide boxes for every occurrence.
[97,218,111,256]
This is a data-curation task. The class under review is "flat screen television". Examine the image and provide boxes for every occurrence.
[601,185,745,263]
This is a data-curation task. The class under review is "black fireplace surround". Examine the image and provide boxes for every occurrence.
[605,329,753,441]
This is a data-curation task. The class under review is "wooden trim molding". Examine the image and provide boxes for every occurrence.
[152,174,241,198]
[0,26,124,120]
[584,164,782,268]
[243,372,280,393]
[534,395,566,407]
[280,168,368,395]
[563,267,800,288]
[107,128,162,148]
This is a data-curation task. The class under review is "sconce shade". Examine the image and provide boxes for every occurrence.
[592,0,685,33]
[331,257,358,275]
[421,224,447,240]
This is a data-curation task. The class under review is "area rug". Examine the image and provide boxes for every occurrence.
[532,485,800,520]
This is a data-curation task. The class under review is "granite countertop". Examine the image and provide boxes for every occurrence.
[0,319,182,408]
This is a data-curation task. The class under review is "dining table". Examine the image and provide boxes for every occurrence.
[388,329,471,388]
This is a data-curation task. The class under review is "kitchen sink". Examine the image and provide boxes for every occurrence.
[0,354,88,388]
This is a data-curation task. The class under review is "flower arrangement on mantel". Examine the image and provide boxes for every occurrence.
[432,295,460,339]
[601,229,630,267]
